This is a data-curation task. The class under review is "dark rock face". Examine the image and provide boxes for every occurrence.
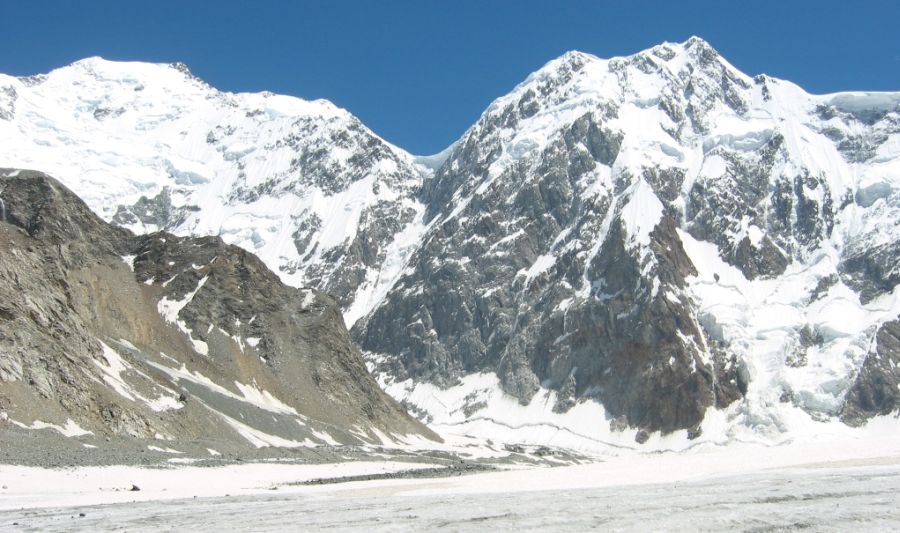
[299,199,419,309]
[0,169,436,448]
[841,240,900,304]
[534,216,742,433]
[356,82,751,435]
[841,320,900,425]
[684,135,839,280]
[0,169,128,247]
[112,187,199,231]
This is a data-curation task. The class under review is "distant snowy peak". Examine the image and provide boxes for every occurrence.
[424,37,759,219]
[0,55,407,216]
[479,36,750,128]
[28,55,348,120]
[451,34,896,181]
[0,56,428,320]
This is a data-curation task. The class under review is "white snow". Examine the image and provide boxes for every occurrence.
[387,431,900,497]
[344,200,428,327]
[95,341,183,412]
[299,289,316,310]
[414,142,456,170]
[120,254,136,271]
[8,418,92,437]
[212,407,315,448]
[521,253,556,283]
[678,228,900,426]
[156,276,209,355]
[379,371,644,453]
[2,432,900,531]
[827,92,900,114]
[375,360,900,456]
[145,361,296,416]
[233,381,298,416]
[0,461,443,510]
[147,445,183,454]
[619,178,664,248]
[309,428,340,446]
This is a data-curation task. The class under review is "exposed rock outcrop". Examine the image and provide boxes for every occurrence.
[842,320,900,425]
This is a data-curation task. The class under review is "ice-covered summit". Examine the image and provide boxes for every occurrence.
[0,56,427,316]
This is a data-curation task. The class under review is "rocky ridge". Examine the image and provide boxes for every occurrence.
[0,169,437,453]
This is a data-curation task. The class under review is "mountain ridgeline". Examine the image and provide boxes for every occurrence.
[1,37,899,445]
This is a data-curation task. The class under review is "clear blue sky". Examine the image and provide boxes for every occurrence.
[2,1,898,154]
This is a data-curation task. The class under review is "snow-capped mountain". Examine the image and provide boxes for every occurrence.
[356,37,900,448]
[0,57,427,325]
[2,38,899,450]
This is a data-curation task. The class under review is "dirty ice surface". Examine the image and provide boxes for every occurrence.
[2,434,899,531]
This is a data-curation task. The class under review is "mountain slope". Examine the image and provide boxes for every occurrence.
[0,169,437,451]
[355,38,900,445]
[0,58,427,325]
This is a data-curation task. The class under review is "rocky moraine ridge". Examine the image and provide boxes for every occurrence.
[2,37,899,445]
[0,169,436,453]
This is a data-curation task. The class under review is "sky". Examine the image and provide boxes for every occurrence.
[1,1,898,155]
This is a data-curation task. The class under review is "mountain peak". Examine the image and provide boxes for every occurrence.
[496,36,736,108]
[554,50,601,68]
[515,49,603,91]
[0,168,438,449]
[548,36,721,71]
[683,35,715,51]
[67,55,112,68]
[66,55,157,72]
[451,36,752,183]
[49,56,209,91]
[682,35,724,65]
